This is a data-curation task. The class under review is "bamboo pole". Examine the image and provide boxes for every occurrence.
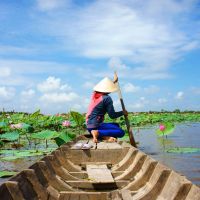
[114,72,137,147]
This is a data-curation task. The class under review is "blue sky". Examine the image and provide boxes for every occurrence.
[0,0,200,114]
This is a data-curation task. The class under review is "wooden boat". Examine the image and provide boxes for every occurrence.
[0,135,200,200]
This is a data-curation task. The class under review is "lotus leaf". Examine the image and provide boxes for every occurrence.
[22,123,34,133]
[166,147,200,153]
[30,109,40,118]
[54,131,73,146]
[31,130,60,140]
[0,148,56,161]
[0,121,7,128]
[70,111,85,127]
[0,131,19,141]
[0,171,17,178]
[0,140,4,147]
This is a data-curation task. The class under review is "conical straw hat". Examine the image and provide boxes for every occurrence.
[93,77,118,93]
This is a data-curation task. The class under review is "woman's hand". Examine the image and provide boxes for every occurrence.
[123,110,128,116]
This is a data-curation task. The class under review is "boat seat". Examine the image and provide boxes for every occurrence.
[87,164,114,183]
[71,140,122,150]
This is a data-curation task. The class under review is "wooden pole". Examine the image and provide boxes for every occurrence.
[114,72,137,147]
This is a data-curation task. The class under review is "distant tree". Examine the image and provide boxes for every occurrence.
[174,109,181,113]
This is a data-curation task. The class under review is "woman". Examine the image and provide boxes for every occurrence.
[86,77,127,143]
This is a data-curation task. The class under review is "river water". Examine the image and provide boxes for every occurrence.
[135,122,200,187]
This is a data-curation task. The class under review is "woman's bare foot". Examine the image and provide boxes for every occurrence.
[102,136,117,142]
[91,130,99,143]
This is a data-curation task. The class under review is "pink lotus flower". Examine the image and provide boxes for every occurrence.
[159,124,165,131]
[62,120,71,127]
[10,123,23,129]
[10,124,15,129]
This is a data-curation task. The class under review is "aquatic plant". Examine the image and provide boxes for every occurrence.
[62,120,71,127]
[166,147,200,153]
[70,111,85,134]
[0,171,17,178]
[159,124,165,131]
[156,122,175,137]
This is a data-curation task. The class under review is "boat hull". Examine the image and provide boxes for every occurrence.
[0,136,200,200]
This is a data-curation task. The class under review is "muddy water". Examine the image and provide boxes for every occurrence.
[0,142,57,185]
[0,157,43,184]
[135,122,200,187]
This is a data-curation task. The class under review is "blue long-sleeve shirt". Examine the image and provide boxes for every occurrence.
[86,93,123,128]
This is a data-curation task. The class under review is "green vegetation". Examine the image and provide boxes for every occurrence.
[156,123,175,137]
[0,110,86,168]
[105,112,200,128]
[0,171,17,178]
[166,147,200,153]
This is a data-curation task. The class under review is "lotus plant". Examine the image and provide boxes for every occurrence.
[10,123,23,129]
[159,124,165,132]
[156,122,175,142]
[62,120,71,127]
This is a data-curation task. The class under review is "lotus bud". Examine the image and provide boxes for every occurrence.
[159,124,165,131]
[62,120,71,127]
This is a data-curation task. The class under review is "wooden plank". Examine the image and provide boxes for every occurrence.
[86,164,114,183]
[96,142,122,149]
[71,140,93,149]
[71,140,122,150]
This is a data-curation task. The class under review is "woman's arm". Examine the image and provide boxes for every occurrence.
[104,96,123,119]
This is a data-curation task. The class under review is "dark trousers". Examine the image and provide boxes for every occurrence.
[87,123,125,138]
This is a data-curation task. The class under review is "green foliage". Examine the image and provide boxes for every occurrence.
[0,131,19,141]
[0,171,17,178]
[0,122,7,128]
[70,111,85,127]
[30,109,41,118]
[31,130,60,140]
[104,112,200,127]
[54,131,72,146]
[166,147,200,153]
[0,140,4,147]
[156,123,175,136]
[0,148,56,161]
[22,123,34,132]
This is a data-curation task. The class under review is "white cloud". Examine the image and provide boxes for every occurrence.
[82,81,95,89]
[108,57,129,71]
[158,98,168,103]
[0,45,36,56]
[36,0,67,11]
[190,87,200,95]
[144,85,160,94]
[0,67,11,77]
[0,59,72,86]
[175,91,184,100]
[60,84,72,92]
[41,0,199,70]
[39,92,78,103]
[123,83,140,93]
[130,102,145,109]
[21,89,35,98]
[0,86,15,101]
[37,76,71,93]
[139,97,149,104]
[128,96,149,111]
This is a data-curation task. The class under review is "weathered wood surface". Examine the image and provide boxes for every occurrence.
[71,140,122,149]
[0,137,200,200]
[87,164,114,183]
